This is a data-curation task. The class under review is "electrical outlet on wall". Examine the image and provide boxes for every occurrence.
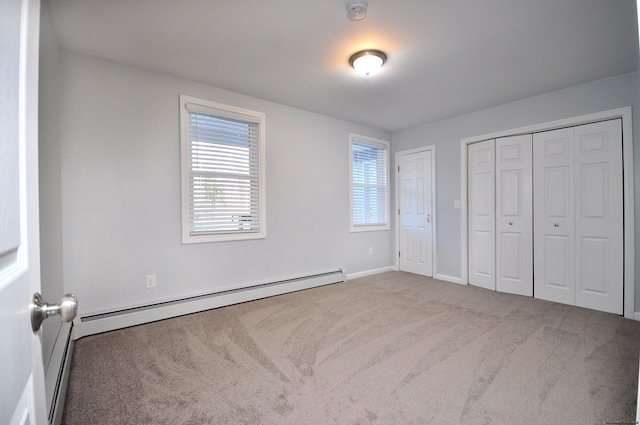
[368,247,374,256]
[146,274,157,288]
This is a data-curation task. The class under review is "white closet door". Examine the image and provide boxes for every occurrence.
[496,135,532,296]
[574,120,623,315]
[533,128,575,306]
[399,149,434,276]
[468,140,495,290]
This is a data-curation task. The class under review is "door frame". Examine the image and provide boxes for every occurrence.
[395,145,437,276]
[460,107,634,319]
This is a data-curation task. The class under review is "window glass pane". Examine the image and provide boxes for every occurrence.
[188,110,260,235]
[351,137,389,229]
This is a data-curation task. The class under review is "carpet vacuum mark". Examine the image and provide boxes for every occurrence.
[62,272,640,424]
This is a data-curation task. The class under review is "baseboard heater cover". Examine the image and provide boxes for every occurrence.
[74,268,345,339]
[47,321,74,425]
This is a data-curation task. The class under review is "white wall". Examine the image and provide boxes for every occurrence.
[391,71,640,309]
[43,37,640,316]
[49,51,392,315]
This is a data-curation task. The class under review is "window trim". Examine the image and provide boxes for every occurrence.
[180,95,266,243]
[349,133,390,232]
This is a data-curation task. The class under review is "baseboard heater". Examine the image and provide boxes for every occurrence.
[74,268,345,339]
[47,321,74,425]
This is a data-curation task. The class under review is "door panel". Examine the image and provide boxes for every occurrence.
[579,237,608,293]
[1,0,46,423]
[544,167,571,217]
[468,140,495,290]
[543,235,572,290]
[500,233,521,279]
[574,120,623,314]
[500,170,521,216]
[475,231,493,277]
[399,150,433,276]
[533,128,575,306]
[403,226,413,262]
[496,135,532,296]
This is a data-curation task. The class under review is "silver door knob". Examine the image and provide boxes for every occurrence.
[508,221,513,226]
[31,293,78,333]
[554,223,559,227]
[427,214,431,223]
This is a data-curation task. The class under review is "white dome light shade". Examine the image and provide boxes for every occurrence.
[349,50,387,76]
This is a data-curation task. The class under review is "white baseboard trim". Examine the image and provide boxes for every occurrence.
[634,312,640,322]
[434,273,463,285]
[346,266,395,280]
[74,269,345,339]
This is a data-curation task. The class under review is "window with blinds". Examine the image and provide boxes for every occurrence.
[180,95,266,243]
[349,134,390,232]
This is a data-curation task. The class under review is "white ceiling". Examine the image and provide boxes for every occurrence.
[47,0,639,132]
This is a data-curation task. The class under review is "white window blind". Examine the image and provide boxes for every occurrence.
[181,96,265,243]
[350,134,389,231]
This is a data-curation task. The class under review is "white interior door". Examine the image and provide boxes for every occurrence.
[0,0,47,424]
[533,127,576,306]
[574,120,623,315]
[398,149,434,276]
[496,135,533,296]
[468,140,495,290]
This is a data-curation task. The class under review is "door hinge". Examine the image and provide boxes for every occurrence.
[398,251,401,258]
[398,208,400,215]
[398,166,400,172]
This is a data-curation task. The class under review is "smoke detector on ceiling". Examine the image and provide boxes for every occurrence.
[345,0,368,21]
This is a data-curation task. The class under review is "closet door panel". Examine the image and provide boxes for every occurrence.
[533,128,575,306]
[574,120,623,314]
[496,135,532,296]
[468,140,495,290]
[543,234,572,290]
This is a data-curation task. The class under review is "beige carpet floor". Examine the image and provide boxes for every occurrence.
[62,272,640,424]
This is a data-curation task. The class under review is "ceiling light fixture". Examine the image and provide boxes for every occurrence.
[349,49,387,77]
[345,0,368,21]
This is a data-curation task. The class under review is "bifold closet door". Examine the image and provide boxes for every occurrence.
[495,135,532,296]
[468,140,495,290]
[533,127,575,306]
[574,120,623,314]
[533,120,623,315]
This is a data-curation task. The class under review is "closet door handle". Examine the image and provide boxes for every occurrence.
[508,221,513,226]
[554,223,559,227]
